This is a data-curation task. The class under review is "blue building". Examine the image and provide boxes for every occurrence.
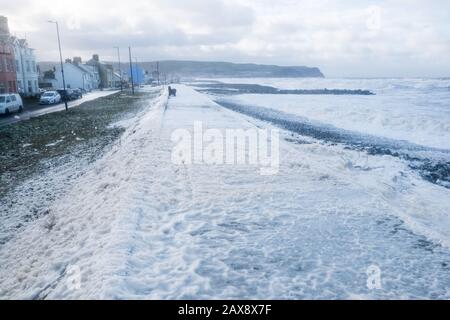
[128,65,144,85]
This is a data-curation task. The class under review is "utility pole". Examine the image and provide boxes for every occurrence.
[114,47,123,91]
[48,20,68,111]
[128,46,134,95]
[156,61,160,85]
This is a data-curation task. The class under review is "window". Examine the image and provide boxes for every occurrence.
[32,61,36,73]
[6,81,16,93]
[6,59,14,72]
[11,95,16,102]
[28,80,32,93]
[16,60,20,72]
[26,61,30,72]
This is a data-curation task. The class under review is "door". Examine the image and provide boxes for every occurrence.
[5,96,12,112]
[10,95,18,111]
[4,96,14,113]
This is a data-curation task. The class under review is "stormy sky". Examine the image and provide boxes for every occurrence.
[3,0,450,77]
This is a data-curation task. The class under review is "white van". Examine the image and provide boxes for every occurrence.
[0,94,24,115]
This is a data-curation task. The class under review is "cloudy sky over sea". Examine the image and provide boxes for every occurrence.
[3,0,450,77]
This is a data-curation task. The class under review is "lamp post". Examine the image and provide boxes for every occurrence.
[114,47,123,91]
[48,20,68,111]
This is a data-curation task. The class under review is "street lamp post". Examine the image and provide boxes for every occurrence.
[114,47,123,91]
[48,20,68,111]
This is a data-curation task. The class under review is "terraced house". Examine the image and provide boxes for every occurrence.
[12,37,39,97]
[0,16,17,94]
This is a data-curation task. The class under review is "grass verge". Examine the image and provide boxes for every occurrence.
[0,90,158,197]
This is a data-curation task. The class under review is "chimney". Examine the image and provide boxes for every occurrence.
[0,16,10,40]
[73,57,82,65]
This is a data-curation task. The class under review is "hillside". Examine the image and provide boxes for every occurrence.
[38,60,325,78]
[141,60,324,78]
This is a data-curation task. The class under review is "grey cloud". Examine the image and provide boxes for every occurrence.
[44,0,255,53]
[2,0,450,77]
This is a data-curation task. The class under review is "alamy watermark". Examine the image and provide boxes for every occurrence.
[366,264,382,290]
[366,5,382,31]
[171,122,280,175]
[66,265,81,291]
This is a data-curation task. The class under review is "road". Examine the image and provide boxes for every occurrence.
[0,90,120,127]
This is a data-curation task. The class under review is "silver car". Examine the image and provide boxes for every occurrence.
[39,91,62,105]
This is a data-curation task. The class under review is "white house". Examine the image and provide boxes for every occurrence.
[12,37,39,97]
[51,59,99,91]
[77,63,100,90]
[52,62,86,90]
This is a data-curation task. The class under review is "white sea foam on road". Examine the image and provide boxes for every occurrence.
[1,85,450,299]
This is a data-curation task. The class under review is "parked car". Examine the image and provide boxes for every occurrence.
[39,91,61,105]
[0,94,24,115]
[72,88,83,99]
[56,89,76,102]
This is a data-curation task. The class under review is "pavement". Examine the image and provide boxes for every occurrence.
[0,90,120,127]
